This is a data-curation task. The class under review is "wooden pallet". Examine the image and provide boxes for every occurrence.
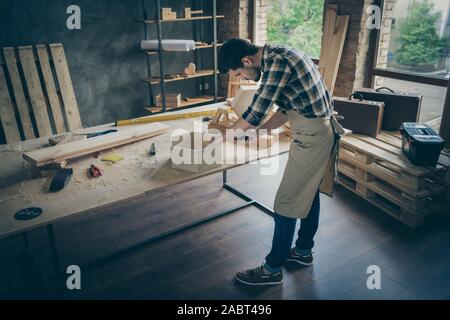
[338,131,450,227]
[0,44,82,144]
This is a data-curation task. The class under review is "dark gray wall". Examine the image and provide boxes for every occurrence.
[0,0,216,127]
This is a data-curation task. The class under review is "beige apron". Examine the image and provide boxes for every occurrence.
[274,110,343,219]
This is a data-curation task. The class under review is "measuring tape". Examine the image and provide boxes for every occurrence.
[115,108,233,126]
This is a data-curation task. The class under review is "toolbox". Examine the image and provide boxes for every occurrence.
[400,122,445,166]
[354,87,422,131]
[333,94,384,137]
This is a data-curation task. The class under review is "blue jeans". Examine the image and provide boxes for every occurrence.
[265,189,320,272]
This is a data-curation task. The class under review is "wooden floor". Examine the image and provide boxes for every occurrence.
[1,154,449,300]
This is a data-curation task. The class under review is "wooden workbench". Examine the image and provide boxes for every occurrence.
[0,103,291,240]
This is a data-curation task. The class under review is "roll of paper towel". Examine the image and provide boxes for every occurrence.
[140,40,196,52]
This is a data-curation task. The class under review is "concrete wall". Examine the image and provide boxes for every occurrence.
[0,0,216,128]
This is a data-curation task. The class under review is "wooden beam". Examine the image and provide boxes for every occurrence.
[49,44,83,131]
[36,45,66,134]
[3,48,35,139]
[23,122,170,167]
[0,67,21,142]
[18,46,53,138]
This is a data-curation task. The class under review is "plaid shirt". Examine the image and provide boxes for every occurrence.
[241,44,333,126]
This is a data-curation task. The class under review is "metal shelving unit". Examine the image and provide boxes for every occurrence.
[140,0,224,114]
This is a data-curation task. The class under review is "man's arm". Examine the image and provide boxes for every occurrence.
[231,58,291,134]
[259,110,288,130]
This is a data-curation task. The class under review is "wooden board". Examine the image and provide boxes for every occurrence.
[36,45,65,134]
[318,5,337,77]
[24,122,170,167]
[0,67,21,143]
[49,44,82,131]
[3,48,35,140]
[139,15,225,24]
[318,5,349,94]
[340,136,431,176]
[337,172,425,228]
[18,46,53,138]
[145,69,216,85]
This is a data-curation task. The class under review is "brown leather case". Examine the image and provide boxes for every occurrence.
[333,94,385,137]
[353,87,422,131]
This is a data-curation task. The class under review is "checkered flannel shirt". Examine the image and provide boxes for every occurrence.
[241,44,333,126]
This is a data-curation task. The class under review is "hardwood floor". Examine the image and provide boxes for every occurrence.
[0,154,449,300]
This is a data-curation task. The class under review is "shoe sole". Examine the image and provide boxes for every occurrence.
[286,258,313,266]
[235,277,283,286]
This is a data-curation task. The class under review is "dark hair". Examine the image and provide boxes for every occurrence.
[218,38,258,74]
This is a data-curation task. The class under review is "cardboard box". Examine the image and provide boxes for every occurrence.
[156,94,181,107]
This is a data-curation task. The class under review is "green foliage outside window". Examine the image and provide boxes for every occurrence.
[267,0,324,58]
[396,1,444,68]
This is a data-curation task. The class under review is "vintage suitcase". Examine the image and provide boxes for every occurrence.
[333,94,384,137]
[353,87,422,131]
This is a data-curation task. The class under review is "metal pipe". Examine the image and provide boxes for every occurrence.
[155,0,167,111]
[213,0,218,101]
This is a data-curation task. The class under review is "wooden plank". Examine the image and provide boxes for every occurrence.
[138,15,225,24]
[49,44,82,131]
[354,134,445,171]
[323,15,349,94]
[2,48,35,139]
[318,5,338,77]
[35,45,65,134]
[339,154,432,198]
[23,122,170,167]
[17,46,53,138]
[145,69,216,85]
[340,145,426,191]
[341,136,430,176]
[0,67,21,143]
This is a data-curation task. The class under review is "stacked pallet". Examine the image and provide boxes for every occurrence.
[337,131,450,228]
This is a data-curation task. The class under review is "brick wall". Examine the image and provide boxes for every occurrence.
[217,0,268,95]
[218,0,268,44]
[325,0,379,97]
[374,0,395,87]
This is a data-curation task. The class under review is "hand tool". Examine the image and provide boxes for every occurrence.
[74,129,118,138]
[49,168,73,191]
[15,207,43,221]
[149,143,156,156]
[89,164,102,178]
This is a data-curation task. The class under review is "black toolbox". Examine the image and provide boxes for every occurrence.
[354,87,422,131]
[400,122,445,166]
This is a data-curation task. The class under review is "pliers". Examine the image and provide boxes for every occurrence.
[89,164,102,178]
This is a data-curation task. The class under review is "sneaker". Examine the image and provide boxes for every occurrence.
[286,248,314,266]
[235,264,283,286]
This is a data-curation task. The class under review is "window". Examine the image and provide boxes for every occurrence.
[377,0,450,77]
[374,0,450,122]
[267,0,325,59]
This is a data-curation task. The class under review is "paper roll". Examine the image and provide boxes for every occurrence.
[140,40,196,52]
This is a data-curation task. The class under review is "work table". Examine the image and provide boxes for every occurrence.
[0,103,291,240]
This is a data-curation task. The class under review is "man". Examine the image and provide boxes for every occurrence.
[218,38,341,286]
